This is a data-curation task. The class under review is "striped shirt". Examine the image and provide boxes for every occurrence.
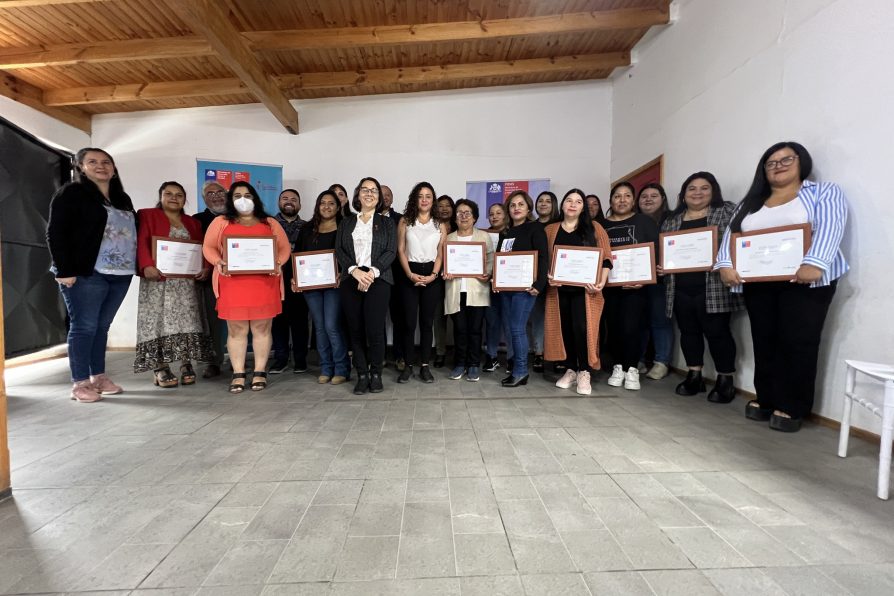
[714,180,849,290]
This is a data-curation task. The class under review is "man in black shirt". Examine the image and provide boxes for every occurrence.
[270,189,309,373]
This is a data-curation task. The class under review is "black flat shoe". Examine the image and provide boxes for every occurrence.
[745,400,772,421]
[418,366,434,383]
[369,373,384,393]
[501,375,529,387]
[707,374,736,404]
[353,374,370,395]
[675,370,706,396]
[532,355,544,373]
[397,366,413,383]
[769,413,802,432]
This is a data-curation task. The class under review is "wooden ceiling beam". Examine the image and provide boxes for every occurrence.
[0,71,91,133]
[43,52,630,106]
[167,0,299,134]
[0,6,668,69]
[0,0,110,7]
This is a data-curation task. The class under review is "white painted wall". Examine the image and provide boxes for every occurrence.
[611,0,894,428]
[0,96,90,154]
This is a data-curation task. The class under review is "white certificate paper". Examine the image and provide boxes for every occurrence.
[445,242,485,277]
[493,251,537,290]
[606,243,656,286]
[293,250,337,289]
[732,224,810,281]
[661,226,717,273]
[153,237,203,277]
[224,236,276,274]
[551,246,602,287]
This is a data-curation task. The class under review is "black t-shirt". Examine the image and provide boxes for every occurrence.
[603,212,659,248]
[498,220,549,292]
[675,217,708,292]
[295,227,337,252]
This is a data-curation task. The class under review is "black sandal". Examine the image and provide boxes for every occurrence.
[153,367,179,388]
[180,362,197,385]
[745,400,772,421]
[229,372,247,394]
[251,371,268,392]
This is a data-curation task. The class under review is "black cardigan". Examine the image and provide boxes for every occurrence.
[335,213,396,285]
[498,220,550,293]
[46,181,136,278]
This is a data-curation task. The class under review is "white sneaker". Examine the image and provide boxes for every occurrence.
[555,369,577,389]
[624,367,641,390]
[576,371,592,395]
[607,365,624,387]
[646,362,669,380]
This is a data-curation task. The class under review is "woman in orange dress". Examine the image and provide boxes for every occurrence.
[202,181,290,393]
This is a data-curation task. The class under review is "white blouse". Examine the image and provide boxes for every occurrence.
[741,198,809,232]
[405,218,441,263]
[352,214,374,269]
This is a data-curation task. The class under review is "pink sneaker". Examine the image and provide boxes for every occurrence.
[91,373,123,395]
[576,371,592,395]
[555,369,577,389]
[71,380,103,403]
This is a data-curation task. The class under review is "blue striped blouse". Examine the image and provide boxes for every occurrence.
[714,180,849,290]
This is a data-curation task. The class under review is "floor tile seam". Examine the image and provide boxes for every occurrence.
[444,426,460,578]
[392,476,410,580]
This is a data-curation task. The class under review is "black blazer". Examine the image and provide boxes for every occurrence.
[335,212,396,285]
[46,181,136,278]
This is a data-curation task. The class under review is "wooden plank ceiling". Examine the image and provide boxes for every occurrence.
[0,0,671,134]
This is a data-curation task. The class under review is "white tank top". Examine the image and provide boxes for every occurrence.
[406,218,441,263]
[741,198,809,232]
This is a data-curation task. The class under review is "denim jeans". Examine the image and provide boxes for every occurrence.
[59,272,132,381]
[485,291,513,360]
[500,291,536,377]
[640,282,674,364]
[304,288,351,378]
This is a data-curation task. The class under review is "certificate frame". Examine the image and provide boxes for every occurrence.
[292,249,338,290]
[492,250,538,291]
[549,245,603,287]
[659,226,718,274]
[223,235,277,275]
[151,236,204,278]
[730,223,812,282]
[605,242,657,287]
[444,241,486,278]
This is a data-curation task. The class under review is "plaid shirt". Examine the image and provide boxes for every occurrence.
[661,201,744,317]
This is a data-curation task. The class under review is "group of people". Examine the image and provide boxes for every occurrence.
[46,140,848,432]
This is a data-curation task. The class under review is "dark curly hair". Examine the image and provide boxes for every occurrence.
[402,181,437,226]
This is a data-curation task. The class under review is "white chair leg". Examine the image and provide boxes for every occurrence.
[877,380,894,500]
[839,365,856,458]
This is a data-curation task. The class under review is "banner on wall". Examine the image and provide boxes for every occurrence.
[196,159,283,214]
[466,178,551,217]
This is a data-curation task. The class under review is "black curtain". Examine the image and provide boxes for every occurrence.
[1,116,72,358]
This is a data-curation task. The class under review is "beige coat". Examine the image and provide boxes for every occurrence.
[443,228,494,315]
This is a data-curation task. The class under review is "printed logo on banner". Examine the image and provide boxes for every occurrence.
[234,171,251,183]
[486,182,504,208]
[216,170,233,188]
[204,169,217,182]
[503,180,529,198]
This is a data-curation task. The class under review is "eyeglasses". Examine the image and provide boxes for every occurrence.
[359,187,379,195]
[456,211,474,218]
[765,155,798,170]
[206,190,226,196]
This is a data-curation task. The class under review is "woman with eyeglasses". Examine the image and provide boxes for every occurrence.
[396,182,448,383]
[335,177,397,395]
[483,202,513,373]
[202,182,291,393]
[716,142,849,432]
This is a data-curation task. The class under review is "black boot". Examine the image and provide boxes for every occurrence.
[707,374,736,403]
[675,370,706,396]
[369,373,384,393]
[353,373,370,395]
[398,365,413,384]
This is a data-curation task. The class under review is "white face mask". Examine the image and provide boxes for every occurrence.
[234,197,254,214]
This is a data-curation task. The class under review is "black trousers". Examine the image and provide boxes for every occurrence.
[451,294,485,368]
[743,281,836,419]
[401,261,443,366]
[272,284,309,366]
[340,277,391,375]
[559,289,591,373]
[388,264,406,361]
[673,287,736,373]
[603,286,648,371]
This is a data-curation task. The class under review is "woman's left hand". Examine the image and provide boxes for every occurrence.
[792,264,823,284]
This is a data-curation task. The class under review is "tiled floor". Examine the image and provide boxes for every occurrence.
[2,352,893,595]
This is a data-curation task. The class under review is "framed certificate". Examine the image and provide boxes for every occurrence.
[606,243,656,287]
[493,251,537,291]
[731,223,812,282]
[549,245,602,287]
[660,226,718,273]
[152,236,204,278]
[293,250,337,290]
[444,242,486,277]
[223,235,277,274]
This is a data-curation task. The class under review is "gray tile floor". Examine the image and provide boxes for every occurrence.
[2,352,893,595]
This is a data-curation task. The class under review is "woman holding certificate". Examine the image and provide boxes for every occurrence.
[717,142,849,432]
[47,147,136,403]
[134,182,214,388]
[543,189,612,395]
[335,177,397,395]
[496,190,549,387]
[396,182,448,384]
[660,173,742,402]
[202,182,291,393]
[602,181,659,391]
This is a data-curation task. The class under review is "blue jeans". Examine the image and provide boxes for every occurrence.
[304,288,351,377]
[500,291,536,377]
[485,291,513,360]
[640,282,674,364]
[59,272,132,381]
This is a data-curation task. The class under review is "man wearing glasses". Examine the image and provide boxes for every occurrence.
[194,182,229,377]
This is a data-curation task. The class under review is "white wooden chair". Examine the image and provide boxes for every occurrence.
[837,360,894,499]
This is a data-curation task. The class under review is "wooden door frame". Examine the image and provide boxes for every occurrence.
[612,154,664,188]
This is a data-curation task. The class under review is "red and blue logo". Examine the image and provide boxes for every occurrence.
[741,240,751,248]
